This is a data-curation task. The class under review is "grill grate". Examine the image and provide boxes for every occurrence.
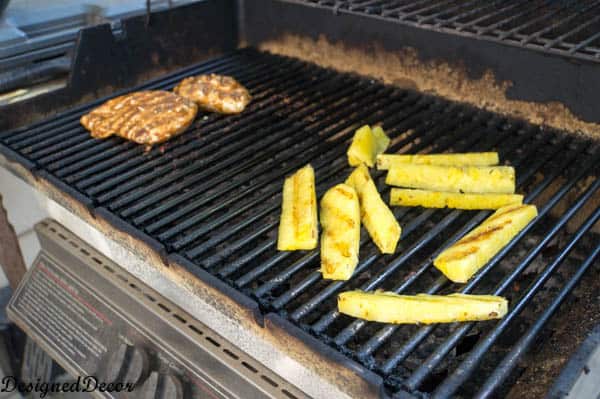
[296,0,600,62]
[1,49,599,398]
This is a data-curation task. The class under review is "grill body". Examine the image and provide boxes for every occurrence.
[1,48,598,398]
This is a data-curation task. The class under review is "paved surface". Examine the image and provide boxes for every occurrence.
[0,168,46,288]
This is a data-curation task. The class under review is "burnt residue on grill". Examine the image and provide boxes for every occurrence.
[1,49,599,398]
[505,241,600,398]
[259,34,600,139]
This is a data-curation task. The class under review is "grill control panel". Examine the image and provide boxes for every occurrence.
[8,220,306,399]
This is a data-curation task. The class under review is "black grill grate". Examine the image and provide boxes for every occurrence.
[297,0,600,62]
[1,49,599,398]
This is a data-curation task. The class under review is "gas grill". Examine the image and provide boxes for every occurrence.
[0,1,599,398]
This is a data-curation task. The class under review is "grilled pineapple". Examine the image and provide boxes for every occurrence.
[338,291,508,324]
[376,152,499,169]
[386,164,515,194]
[277,164,318,250]
[346,165,401,253]
[390,189,523,210]
[347,125,391,167]
[320,184,361,280]
[434,204,538,283]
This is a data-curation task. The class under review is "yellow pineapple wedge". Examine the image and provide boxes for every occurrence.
[320,184,361,280]
[277,164,318,250]
[338,291,508,324]
[347,125,391,167]
[434,204,538,283]
[390,188,523,210]
[386,164,515,194]
[376,152,499,169]
[346,165,401,253]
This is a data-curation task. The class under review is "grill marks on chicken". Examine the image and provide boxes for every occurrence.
[80,74,250,145]
[174,74,251,114]
[80,91,198,145]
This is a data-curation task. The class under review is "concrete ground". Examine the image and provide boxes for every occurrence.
[0,167,47,288]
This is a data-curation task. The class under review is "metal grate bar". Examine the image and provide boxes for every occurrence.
[317,127,542,340]
[416,0,480,26]
[518,2,600,46]
[569,30,600,54]
[96,67,343,207]
[401,150,600,390]
[431,2,499,28]
[396,0,456,21]
[178,89,403,258]
[495,7,564,41]
[287,119,524,323]
[348,0,386,12]
[475,244,600,398]
[543,13,600,50]
[220,100,466,280]
[259,118,511,313]
[452,2,522,32]
[432,182,600,398]
[301,0,600,62]
[233,102,451,285]
[41,59,298,175]
[381,0,434,17]
[168,88,408,254]
[123,78,375,224]
[5,51,254,148]
[338,132,562,359]
[199,96,426,271]
[382,143,594,377]
[249,100,465,298]
[473,3,539,36]
[134,83,374,230]
[51,59,307,179]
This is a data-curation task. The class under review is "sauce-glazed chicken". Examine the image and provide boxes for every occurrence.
[173,74,251,114]
[80,91,198,145]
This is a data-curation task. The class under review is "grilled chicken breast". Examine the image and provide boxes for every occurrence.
[173,74,251,114]
[80,91,198,145]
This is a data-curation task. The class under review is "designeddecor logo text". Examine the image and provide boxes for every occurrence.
[1,376,136,398]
